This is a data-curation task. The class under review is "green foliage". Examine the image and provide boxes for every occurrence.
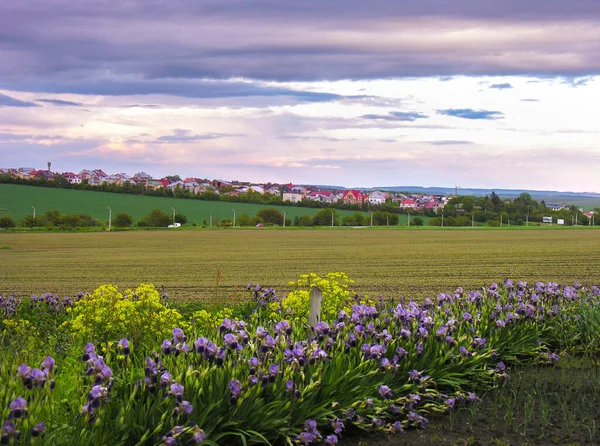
[174,212,187,225]
[313,208,339,226]
[138,208,171,227]
[342,212,367,226]
[255,208,284,225]
[0,215,16,230]
[410,216,424,226]
[113,212,133,227]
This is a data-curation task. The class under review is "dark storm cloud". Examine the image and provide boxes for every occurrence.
[35,98,82,106]
[5,78,343,101]
[489,83,513,89]
[361,111,428,122]
[0,93,38,107]
[438,109,504,120]
[0,0,599,91]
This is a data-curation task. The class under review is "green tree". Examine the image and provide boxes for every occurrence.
[174,213,187,225]
[410,216,424,226]
[313,208,339,226]
[256,208,284,225]
[236,214,253,226]
[139,209,171,227]
[21,215,39,229]
[114,212,133,228]
[0,216,15,231]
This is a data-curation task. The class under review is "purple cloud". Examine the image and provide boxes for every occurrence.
[489,83,513,89]
[0,93,38,107]
[361,111,428,122]
[438,109,504,120]
[36,98,82,106]
[0,0,599,89]
[157,129,244,143]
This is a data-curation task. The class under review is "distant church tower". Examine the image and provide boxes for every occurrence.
[47,162,51,172]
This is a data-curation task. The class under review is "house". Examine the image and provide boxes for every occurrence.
[146,179,165,190]
[265,186,281,196]
[77,170,95,180]
[34,170,55,181]
[424,200,442,212]
[211,179,233,190]
[104,175,124,185]
[283,192,305,203]
[342,190,368,205]
[368,191,389,205]
[546,204,565,211]
[305,190,335,203]
[93,169,108,179]
[166,180,185,191]
[132,172,152,183]
[400,199,417,209]
[62,172,81,184]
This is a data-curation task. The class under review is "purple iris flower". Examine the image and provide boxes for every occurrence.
[9,397,27,419]
[229,379,242,403]
[30,368,46,388]
[176,400,193,415]
[379,385,394,400]
[275,320,292,335]
[549,353,560,363]
[172,328,185,343]
[194,337,208,353]
[324,434,338,445]
[224,333,238,349]
[332,418,344,434]
[40,356,55,372]
[161,339,173,354]
[118,338,130,355]
[31,422,45,437]
[393,421,404,432]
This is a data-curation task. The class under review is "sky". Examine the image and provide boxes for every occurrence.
[1,1,599,192]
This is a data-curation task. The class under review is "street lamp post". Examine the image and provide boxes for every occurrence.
[32,206,35,219]
[370,211,373,227]
[283,210,286,228]
[441,212,444,227]
[172,207,176,224]
[331,211,334,227]
[108,207,111,231]
[232,209,236,227]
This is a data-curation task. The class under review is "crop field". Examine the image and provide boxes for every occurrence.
[0,184,378,224]
[1,228,599,301]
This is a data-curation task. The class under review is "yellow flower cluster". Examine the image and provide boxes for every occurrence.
[67,283,188,344]
[1,318,39,352]
[192,307,234,334]
[273,272,369,323]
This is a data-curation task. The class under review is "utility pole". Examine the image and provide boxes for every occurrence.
[232,209,236,227]
[32,206,35,219]
[283,210,286,228]
[407,212,410,227]
[370,212,373,227]
[210,214,212,228]
[331,211,334,227]
[172,207,176,224]
[441,212,444,227]
[108,207,112,231]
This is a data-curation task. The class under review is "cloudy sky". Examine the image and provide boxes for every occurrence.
[1,0,599,191]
